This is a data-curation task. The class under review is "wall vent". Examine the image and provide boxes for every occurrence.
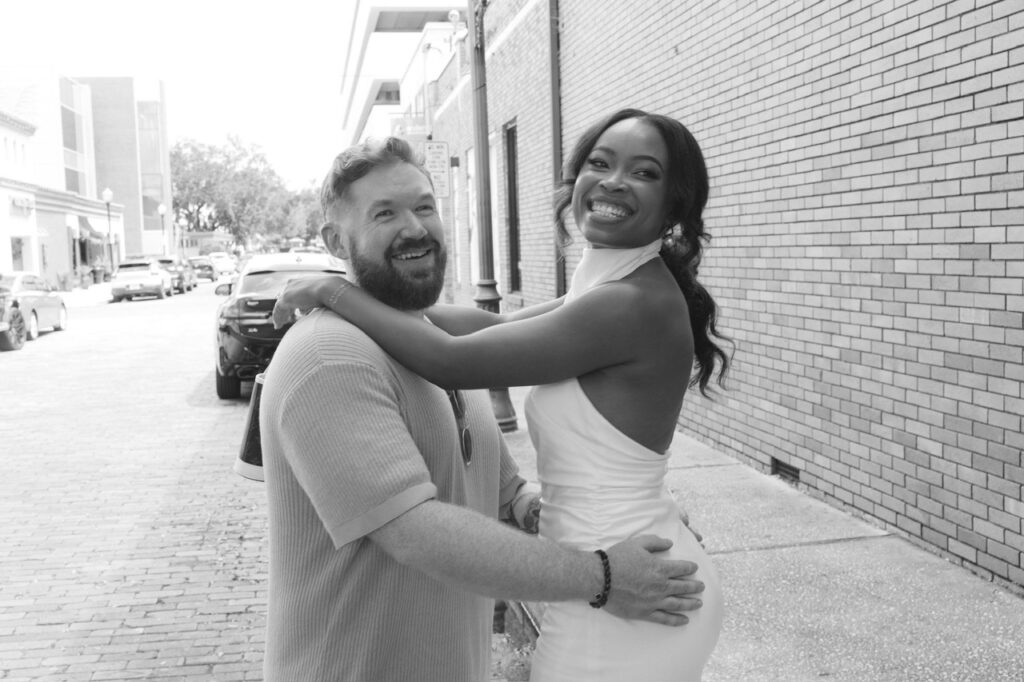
[771,458,800,485]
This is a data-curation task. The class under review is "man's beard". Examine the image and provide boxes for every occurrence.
[349,238,447,311]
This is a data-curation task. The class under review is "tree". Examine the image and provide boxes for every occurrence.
[171,137,295,245]
[284,185,324,243]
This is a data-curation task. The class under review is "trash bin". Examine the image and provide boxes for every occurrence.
[91,266,104,284]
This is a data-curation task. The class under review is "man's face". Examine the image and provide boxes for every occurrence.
[325,162,447,310]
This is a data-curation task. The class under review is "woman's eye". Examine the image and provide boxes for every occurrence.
[586,156,608,169]
[416,204,436,214]
[374,209,393,219]
[636,169,660,180]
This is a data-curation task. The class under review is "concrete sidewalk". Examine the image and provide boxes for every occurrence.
[60,281,112,308]
[499,386,1024,682]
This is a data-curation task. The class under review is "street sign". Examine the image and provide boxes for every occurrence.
[423,141,450,198]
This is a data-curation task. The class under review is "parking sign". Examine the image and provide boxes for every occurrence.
[423,141,450,198]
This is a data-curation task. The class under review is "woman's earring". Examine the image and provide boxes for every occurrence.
[662,224,676,247]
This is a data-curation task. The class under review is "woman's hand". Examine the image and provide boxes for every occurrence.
[272,275,347,329]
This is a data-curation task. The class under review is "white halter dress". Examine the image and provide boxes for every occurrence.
[526,241,723,682]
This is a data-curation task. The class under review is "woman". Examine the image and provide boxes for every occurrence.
[275,108,730,681]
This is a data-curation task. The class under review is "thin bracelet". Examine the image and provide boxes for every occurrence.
[589,549,611,608]
[327,279,353,308]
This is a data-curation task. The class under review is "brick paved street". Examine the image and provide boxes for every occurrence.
[0,286,267,681]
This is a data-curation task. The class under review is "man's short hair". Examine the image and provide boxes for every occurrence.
[320,137,432,219]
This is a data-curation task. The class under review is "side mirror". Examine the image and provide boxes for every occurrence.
[215,282,232,296]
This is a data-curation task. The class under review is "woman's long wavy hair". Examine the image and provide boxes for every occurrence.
[554,108,731,396]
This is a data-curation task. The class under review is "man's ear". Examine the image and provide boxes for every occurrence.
[321,222,349,260]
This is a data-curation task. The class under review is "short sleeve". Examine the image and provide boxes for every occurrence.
[277,361,437,547]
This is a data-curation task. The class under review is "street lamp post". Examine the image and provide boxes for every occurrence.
[469,1,517,432]
[102,187,114,276]
[158,203,167,255]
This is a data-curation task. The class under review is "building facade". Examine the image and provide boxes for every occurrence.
[1,70,172,286]
[344,0,1023,591]
[0,68,125,286]
[76,77,173,260]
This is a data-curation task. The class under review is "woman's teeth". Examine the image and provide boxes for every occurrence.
[591,201,630,218]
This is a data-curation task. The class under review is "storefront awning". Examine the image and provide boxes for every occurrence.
[78,216,104,242]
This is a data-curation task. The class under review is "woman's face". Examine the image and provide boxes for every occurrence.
[571,118,671,249]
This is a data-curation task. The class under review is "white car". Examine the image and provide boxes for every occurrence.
[110,259,175,301]
[0,271,68,350]
[208,252,237,278]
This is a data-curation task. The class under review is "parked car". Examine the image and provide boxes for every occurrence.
[0,272,67,350]
[157,255,197,293]
[208,251,237,278]
[110,259,175,301]
[214,252,346,399]
[188,256,216,281]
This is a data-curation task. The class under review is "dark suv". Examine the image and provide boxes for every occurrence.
[213,252,346,399]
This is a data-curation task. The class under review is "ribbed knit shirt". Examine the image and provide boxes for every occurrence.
[259,308,524,682]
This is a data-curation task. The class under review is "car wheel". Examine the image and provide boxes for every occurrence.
[54,305,68,331]
[157,287,166,299]
[26,312,39,340]
[216,368,242,399]
[0,309,27,351]
[110,296,122,303]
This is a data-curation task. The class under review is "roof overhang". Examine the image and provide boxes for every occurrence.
[340,1,460,142]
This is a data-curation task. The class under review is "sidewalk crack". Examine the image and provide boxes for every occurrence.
[707,533,892,556]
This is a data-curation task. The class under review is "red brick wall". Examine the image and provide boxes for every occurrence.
[474,0,1024,589]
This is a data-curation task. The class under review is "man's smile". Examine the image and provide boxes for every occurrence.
[393,248,431,261]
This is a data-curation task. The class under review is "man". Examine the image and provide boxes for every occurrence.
[260,137,703,681]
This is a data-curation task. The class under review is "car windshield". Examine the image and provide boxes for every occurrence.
[238,269,342,296]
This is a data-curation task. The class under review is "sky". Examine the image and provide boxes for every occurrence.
[2,0,359,190]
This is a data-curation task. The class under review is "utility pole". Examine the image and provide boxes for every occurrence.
[469,1,517,432]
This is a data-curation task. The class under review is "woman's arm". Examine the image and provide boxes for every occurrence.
[425,297,566,335]
[274,276,657,390]
[273,274,564,336]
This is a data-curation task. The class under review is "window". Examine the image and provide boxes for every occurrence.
[11,237,25,270]
[65,168,81,194]
[503,122,521,293]
[61,106,78,152]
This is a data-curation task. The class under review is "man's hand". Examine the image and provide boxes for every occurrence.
[602,535,704,626]
[272,276,341,329]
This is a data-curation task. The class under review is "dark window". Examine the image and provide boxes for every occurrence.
[64,167,80,194]
[504,122,521,293]
[61,106,78,151]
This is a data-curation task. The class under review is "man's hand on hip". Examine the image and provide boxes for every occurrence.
[602,535,704,626]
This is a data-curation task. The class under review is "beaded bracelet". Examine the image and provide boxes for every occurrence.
[589,549,611,608]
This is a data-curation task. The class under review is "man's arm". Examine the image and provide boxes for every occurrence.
[369,499,704,626]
